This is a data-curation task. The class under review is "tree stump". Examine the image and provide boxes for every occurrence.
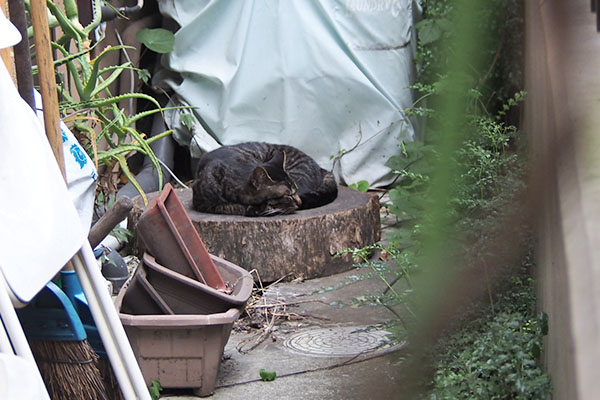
[129,186,381,282]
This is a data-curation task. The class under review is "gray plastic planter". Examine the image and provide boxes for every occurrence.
[114,253,253,396]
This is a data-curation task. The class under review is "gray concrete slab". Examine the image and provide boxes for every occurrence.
[160,263,407,399]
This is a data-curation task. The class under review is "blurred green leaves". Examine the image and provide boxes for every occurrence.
[414,17,452,45]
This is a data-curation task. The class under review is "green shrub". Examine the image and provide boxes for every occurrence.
[429,273,551,399]
[28,1,185,205]
[342,0,551,397]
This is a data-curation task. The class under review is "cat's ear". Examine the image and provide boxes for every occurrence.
[250,166,274,188]
[269,150,287,170]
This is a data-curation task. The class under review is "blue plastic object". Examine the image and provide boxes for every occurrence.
[93,247,104,258]
[60,270,106,357]
[16,281,87,341]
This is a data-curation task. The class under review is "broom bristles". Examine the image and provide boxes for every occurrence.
[98,357,124,400]
[30,339,109,400]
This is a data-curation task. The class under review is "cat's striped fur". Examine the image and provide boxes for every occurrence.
[192,142,337,217]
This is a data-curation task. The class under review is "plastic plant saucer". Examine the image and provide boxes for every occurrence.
[137,183,226,290]
[142,253,252,313]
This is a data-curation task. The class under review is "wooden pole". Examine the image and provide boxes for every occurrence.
[8,0,35,109]
[30,1,74,278]
[29,0,65,177]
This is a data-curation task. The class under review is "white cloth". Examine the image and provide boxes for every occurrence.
[0,354,48,399]
[0,8,20,49]
[0,11,85,303]
[156,0,420,186]
[34,91,97,232]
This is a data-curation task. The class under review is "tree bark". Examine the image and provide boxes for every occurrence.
[130,186,381,282]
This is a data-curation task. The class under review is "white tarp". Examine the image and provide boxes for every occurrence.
[156,0,421,187]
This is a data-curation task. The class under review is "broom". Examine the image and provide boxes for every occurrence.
[61,269,125,400]
[26,0,109,398]
[18,282,109,400]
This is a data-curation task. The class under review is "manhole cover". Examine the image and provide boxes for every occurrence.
[282,326,399,357]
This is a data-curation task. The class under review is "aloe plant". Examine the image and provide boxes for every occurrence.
[28,0,185,205]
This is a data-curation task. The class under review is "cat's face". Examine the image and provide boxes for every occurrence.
[248,150,302,215]
[250,166,301,210]
[262,186,302,215]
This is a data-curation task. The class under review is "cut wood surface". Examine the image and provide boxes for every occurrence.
[129,186,381,282]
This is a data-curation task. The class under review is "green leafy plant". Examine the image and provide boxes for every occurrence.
[136,28,175,54]
[259,369,277,381]
[28,1,190,205]
[337,243,417,331]
[429,271,551,399]
[348,180,370,192]
[148,379,163,400]
[339,0,548,397]
[384,141,435,225]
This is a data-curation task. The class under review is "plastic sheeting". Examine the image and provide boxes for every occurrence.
[156,0,421,187]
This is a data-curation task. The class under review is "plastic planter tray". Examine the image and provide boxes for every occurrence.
[137,183,226,290]
[115,287,241,397]
[114,253,252,396]
[117,267,173,316]
[121,253,253,315]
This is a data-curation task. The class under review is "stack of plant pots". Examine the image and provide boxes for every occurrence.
[115,183,253,396]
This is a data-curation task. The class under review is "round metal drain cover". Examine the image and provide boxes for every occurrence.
[283,326,396,357]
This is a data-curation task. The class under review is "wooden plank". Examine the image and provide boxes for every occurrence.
[526,0,600,398]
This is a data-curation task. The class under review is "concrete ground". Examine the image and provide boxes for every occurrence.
[159,243,407,399]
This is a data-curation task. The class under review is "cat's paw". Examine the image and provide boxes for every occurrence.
[259,208,294,217]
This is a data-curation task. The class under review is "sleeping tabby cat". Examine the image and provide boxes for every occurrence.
[192,142,337,216]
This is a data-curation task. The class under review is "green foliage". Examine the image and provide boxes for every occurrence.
[136,28,176,54]
[336,242,422,342]
[414,16,452,45]
[137,68,152,85]
[259,369,277,381]
[384,141,435,225]
[415,0,524,115]
[27,2,191,205]
[340,0,549,397]
[180,113,197,131]
[383,0,529,253]
[349,180,370,192]
[406,1,547,396]
[497,90,527,121]
[355,105,528,332]
[429,275,551,399]
[148,379,163,400]
[110,225,134,244]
